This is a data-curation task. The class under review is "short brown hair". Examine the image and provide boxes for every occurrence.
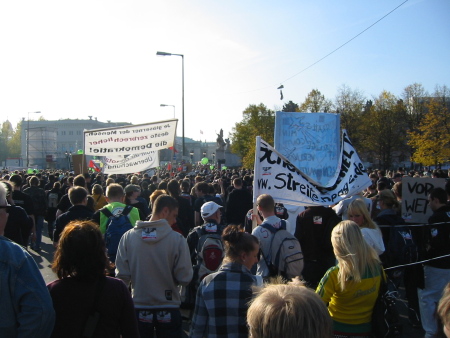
[257,194,274,212]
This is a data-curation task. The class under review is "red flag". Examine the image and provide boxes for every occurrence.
[168,146,178,153]
[89,160,101,172]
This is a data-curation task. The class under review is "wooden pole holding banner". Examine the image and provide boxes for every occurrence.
[252,136,261,230]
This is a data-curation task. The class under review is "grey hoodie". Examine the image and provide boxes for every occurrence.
[115,219,193,309]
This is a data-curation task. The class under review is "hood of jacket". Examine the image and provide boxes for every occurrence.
[134,219,172,244]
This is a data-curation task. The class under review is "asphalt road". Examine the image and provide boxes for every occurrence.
[35,224,425,338]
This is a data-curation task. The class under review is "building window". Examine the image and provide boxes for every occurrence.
[76,131,81,135]
[61,131,66,135]
[69,131,73,135]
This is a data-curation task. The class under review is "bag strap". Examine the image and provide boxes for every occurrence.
[82,277,107,338]
[100,207,113,218]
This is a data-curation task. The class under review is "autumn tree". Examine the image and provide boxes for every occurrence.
[230,103,275,168]
[408,95,450,166]
[0,120,14,163]
[299,89,333,113]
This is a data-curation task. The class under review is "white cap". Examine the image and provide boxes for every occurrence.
[201,201,221,219]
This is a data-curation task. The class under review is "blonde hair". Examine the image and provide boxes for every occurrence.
[347,198,380,232]
[332,221,381,291]
[378,189,400,210]
[438,283,450,330]
[247,284,332,338]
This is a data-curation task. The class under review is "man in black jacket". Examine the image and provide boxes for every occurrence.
[53,186,93,245]
[225,178,252,226]
[418,187,450,337]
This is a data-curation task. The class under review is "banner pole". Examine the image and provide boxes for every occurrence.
[252,136,261,230]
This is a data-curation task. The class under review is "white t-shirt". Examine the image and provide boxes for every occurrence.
[360,227,385,255]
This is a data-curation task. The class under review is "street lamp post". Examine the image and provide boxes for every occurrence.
[156,51,185,157]
[27,111,41,167]
[190,150,194,163]
[160,104,176,165]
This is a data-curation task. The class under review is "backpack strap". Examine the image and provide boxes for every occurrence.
[259,220,286,272]
[121,205,133,217]
[100,207,113,218]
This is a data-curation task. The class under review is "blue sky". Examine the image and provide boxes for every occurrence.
[0,0,448,144]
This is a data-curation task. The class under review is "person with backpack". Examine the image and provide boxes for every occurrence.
[190,224,261,338]
[91,183,141,264]
[23,175,48,252]
[252,194,303,281]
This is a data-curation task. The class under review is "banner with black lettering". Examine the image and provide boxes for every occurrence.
[253,130,371,206]
[102,151,159,175]
[84,120,177,156]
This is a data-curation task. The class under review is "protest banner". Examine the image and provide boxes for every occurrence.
[274,112,340,185]
[102,151,159,175]
[401,177,446,223]
[83,120,177,156]
[253,130,371,206]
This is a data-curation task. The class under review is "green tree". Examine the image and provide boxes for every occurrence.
[408,96,450,166]
[8,121,23,159]
[230,103,275,168]
[361,91,409,169]
[282,100,299,112]
[334,84,366,151]
[299,89,332,112]
[0,120,14,163]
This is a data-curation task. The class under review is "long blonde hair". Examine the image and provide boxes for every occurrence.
[332,220,381,291]
[347,198,380,232]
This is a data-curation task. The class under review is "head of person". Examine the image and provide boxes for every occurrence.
[438,283,450,338]
[52,220,113,281]
[247,284,332,338]
[377,181,387,193]
[150,189,167,209]
[0,182,10,235]
[257,194,275,218]
[221,224,259,270]
[130,175,139,185]
[105,177,115,186]
[9,174,22,189]
[92,184,103,196]
[29,176,39,187]
[53,181,61,190]
[347,198,377,230]
[233,177,243,189]
[200,201,222,223]
[125,184,141,200]
[167,179,181,198]
[106,183,125,202]
[180,179,190,192]
[392,181,402,200]
[331,220,380,290]
[68,186,88,206]
[378,189,399,210]
[428,187,448,212]
[151,194,178,225]
[195,182,209,197]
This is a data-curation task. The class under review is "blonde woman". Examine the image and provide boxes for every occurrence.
[347,198,385,255]
[316,221,383,338]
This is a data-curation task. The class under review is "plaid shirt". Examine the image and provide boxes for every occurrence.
[190,261,257,338]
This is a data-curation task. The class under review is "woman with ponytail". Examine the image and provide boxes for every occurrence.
[190,224,261,338]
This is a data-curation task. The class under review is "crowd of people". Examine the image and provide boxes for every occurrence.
[0,165,449,337]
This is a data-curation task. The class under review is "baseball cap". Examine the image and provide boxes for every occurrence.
[125,184,141,193]
[201,201,221,219]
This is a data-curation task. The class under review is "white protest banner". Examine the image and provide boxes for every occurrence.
[102,151,159,175]
[253,130,371,206]
[274,112,340,185]
[84,120,177,156]
[401,177,446,223]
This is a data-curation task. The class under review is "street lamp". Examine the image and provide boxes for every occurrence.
[160,104,176,164]
[212,152,215,166]
[27,111,41,167]
[156,51,185,156]
[190,150,194,163]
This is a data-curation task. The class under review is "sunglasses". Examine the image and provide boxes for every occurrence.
[0,205,11,213]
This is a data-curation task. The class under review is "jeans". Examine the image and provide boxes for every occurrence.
[136,309,182,338]
[33,216,44,250]
[417,265,450,337]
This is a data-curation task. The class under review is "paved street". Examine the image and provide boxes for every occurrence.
[35,224,425,337]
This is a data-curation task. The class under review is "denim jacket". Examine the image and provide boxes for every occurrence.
[0,236,55,337]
